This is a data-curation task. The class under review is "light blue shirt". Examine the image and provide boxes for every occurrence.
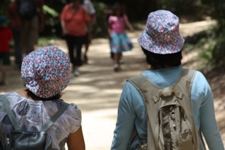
[111,66,224,150]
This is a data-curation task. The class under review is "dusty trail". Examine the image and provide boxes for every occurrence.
[0,20,224,150]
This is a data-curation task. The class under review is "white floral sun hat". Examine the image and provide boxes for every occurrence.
[138,10,184,54]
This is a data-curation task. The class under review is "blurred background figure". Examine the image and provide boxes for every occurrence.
[8,0,21,69]
[102,0,126,62]
[0,15,13,86]
[60,0,91,76]
[15,0,45,58]
[102,0,126,29]
[82,0,96,64]
[108,2,133,72]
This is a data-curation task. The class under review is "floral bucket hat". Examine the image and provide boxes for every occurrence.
[21,46,70,98]
[138,10,184,54]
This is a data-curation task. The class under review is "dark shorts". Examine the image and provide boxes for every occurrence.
[0,52,11,65]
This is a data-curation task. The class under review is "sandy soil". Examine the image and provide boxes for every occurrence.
[0,20,224,150]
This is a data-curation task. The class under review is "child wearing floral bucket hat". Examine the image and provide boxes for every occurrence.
[111,10,224,150]
[0,46,85,150]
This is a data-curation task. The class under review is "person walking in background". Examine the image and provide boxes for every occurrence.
[0,16,13,86]
[111,10,224,150]
[60,0,91,76]
[0,46,85,150]
[8,0,21,69]
[15,0,45,58]
[108,2,133,72]
[82,0,96,64]
[103,0,126,63]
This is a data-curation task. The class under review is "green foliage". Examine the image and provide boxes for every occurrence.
[197,37,207,47]
[159,0,205,18]
[42,4,60,36]
[43,5,59,18]
[38,36,57,47]
[195,25,225,68]
[40,0,67,37]
[201,49,212,61]
[201,0,225,22]
[91,2,108,37]
[0,1,10,15]
[125,0,158,21]
[183,26,217,69]
[200,0,225,66]
[211,27,225,64]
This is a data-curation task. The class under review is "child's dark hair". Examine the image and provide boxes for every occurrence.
[112,2,124,17]
[142,47,182,68]
[25,89,62,100]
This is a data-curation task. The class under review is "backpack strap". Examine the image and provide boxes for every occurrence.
[0,95,70,132]
[172,68,196,89]
[127,75,158,149]
[0,95,21,130]
[151,69,196,103]
[40,102,69,132]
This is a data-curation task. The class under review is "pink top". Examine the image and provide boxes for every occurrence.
[108,15,128,34]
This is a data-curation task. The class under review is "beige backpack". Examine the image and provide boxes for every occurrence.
[128,69,200,150]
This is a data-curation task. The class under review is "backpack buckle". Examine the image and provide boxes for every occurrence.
[152,96,159,103]
[161,87,173,97]
[174,92,184,99]
[152,88,174,103]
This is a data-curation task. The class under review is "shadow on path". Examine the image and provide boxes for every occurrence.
[0,20,224,149]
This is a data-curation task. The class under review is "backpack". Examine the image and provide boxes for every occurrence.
[18,0,37,20]
[127,69,200,150]
[0,95,69,150]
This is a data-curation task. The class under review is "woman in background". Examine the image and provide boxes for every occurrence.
[60,0,91,76]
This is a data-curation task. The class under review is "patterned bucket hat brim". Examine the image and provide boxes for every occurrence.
[21,46,70,98]
[138,10,184,54]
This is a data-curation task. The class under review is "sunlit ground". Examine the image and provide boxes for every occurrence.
[0,20,224,150]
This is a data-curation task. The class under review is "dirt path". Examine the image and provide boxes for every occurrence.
[0,20,224,150]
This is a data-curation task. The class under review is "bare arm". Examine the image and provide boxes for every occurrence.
[107,19,112,40]
[108,25,112,40]
[85,20,92,43]
[88,2,96,25]
[67,126,85,150]
[125,19,134,32]
[90,13,96,25]
[60,20,67,35]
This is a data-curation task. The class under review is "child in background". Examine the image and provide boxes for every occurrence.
[108,3,133,72]
[0,16,13,86]
[103,1,126,62]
